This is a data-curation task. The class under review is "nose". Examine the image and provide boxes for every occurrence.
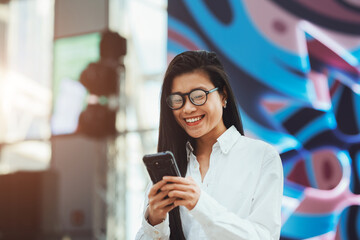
[182,96,196,114]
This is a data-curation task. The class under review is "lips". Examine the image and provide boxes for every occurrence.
[184,115,204,125]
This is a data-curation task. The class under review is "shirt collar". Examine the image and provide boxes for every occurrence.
[185,125,241,159]
[186,141,194,153]
[186,141,194,162]
[216,125,241,154]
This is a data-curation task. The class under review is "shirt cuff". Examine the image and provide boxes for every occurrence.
[142,207,170,239]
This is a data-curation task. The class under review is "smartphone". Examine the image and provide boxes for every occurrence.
[143,151,181,184]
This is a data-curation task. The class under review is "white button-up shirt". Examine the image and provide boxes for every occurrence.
[136,126,283,240]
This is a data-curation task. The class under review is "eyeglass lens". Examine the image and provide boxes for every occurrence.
[190,90,206,105]
[167,89,207,109]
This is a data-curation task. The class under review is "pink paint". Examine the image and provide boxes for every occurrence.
[273,19,287,34]
[295,181,360,214]
[287,159,312,187]
[309,71,331,106]
[294,149,360,214]
[260,99,289,113]
[307,40,359,75]
[306,231,336,240]
[312,149,342,190]
[168,28,200,51]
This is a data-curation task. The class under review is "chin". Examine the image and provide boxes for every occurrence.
[185,130,204,139]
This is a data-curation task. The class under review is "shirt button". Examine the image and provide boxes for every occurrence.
[154,230,159,235]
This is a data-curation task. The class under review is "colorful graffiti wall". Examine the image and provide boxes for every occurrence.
[167,0,360,239]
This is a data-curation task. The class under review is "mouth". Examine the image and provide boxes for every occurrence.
[184,115,205,125]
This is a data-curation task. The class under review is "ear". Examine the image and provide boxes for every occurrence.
[221,86,228,104]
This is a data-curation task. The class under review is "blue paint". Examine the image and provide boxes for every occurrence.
[351,46,360,61]
[240,105,301,153]
[168,16,209,50]
[340,208,349,240]
[295,112,337,144]
[352,91,360,132]
[283,180,305,199]
[274,104,303,123]
[183,0,312,102]
[304,153,318,188]
[168,40,190,55]
[281,212,340,239]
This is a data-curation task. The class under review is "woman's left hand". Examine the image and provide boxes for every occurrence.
[160,176,201,210]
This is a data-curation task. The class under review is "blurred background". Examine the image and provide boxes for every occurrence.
[0,0,359,239]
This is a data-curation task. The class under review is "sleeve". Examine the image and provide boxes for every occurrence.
[189,145,283,240]
[135,183,171,240]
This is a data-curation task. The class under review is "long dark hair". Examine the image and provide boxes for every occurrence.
[158,50,244,239]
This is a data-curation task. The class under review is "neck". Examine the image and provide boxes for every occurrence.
[195,124,227,156]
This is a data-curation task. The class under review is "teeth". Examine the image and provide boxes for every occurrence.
[185,116,202,123]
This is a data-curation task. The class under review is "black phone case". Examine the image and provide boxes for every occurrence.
[143,151,181,184]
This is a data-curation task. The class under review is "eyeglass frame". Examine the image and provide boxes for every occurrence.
[166,87,219,110]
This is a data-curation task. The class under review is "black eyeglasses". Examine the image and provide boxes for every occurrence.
[166,87,219,110]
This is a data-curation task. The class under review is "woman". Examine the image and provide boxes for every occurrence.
[136,50,283,239]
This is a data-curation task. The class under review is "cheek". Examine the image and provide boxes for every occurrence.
[208,101,223,117]
[215,105,224,120]
[207,103,224,125]
[172,110,183,125]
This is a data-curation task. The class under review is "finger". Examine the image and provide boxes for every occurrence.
[148,191,169,206]
[157,197,177,208]
[168,190,188,199]
[148,180,168,196]
[173,199,188,207]
[163,176,191,184]
[161,183,191,192]
[152,189,169,201]
[163,202,177,213]
[149,192,172,211]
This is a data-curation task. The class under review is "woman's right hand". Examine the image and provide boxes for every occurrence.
[147,180,177,226]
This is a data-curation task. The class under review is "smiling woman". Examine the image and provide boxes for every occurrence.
[136,50,284,240]
[170,70,226,140]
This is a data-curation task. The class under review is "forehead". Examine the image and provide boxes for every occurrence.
[171,70,214,93]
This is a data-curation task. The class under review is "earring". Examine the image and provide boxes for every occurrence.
[224,100,227,109]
